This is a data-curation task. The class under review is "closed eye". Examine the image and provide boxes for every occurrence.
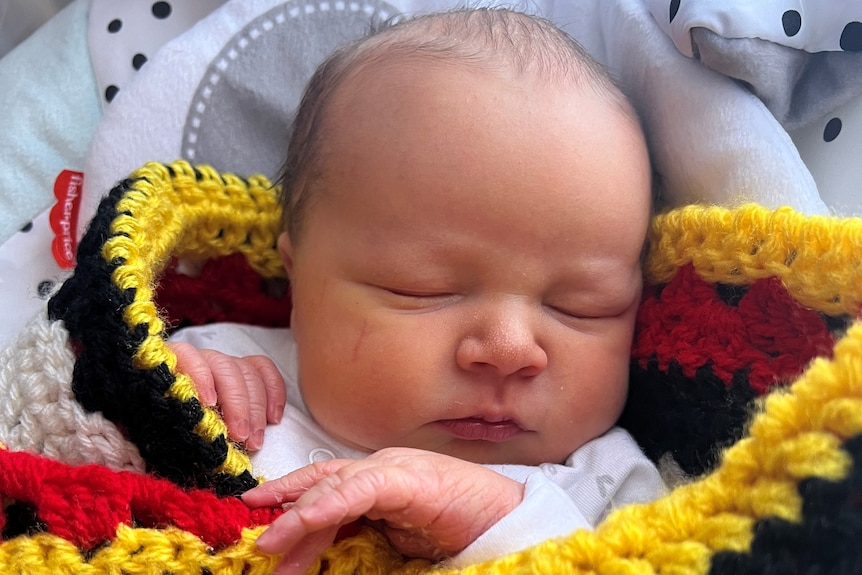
[383,287,453,298]
[374,285,460,311]
[547,305,600,320]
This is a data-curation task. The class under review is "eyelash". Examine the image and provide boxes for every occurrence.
[550,299,619,321]
[380,287,459,311]
[380,286,606,320]
[547,305,594,320]
[385,288,447,298]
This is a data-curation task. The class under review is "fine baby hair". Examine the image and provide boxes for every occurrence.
[278,7,638,241]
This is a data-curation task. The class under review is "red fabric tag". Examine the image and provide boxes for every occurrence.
[49,170,84,269]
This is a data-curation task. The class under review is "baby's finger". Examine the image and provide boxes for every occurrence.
[170,342,216,405]
[242,460,353,507]
[201,350,250,442]
[259,467,413,549]
[255,496,345,555]
[245,355,287,423]
[238,360,267,451]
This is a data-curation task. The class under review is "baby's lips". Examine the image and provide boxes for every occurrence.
[436,418,526,442]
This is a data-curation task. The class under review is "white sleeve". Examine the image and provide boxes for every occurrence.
[445,472,591,569]
[445,428,666,568]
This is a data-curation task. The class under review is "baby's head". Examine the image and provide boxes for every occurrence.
[277,8,652,465]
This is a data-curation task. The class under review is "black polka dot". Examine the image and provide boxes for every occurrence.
[782,10,801,37]
[19,222,33,233]
[823,117,842,142]
[132,53,148,70]
[669,0,680,23]
[840,22,862,51]
[107,19,122,33]
[152,2,172,19]
[37,280,56,299]
[105,85,119,102]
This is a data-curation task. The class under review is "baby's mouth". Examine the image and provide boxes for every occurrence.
[435,417,526,442]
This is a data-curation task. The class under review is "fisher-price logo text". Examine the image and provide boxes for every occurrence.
[49,170,84,270]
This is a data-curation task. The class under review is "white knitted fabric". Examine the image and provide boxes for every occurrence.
[0,310,144,471]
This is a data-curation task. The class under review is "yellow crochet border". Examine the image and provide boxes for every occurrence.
[646,204,862,316]
[1,324,859,574]
[4,160,858,574]
[104,161,284,483]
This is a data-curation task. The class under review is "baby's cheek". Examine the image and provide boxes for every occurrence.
[304,397,376,452]
[553,350,628,444]
[299,372,398,453]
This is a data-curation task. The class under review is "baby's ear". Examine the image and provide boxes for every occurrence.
[277,232,295,278]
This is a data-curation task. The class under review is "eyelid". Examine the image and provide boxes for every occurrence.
[545,296,635,320]
[545,284,639,321]
[547,304,600,320]
[376,285,461,312]
[377,285,459,300]
[382,286,447,297]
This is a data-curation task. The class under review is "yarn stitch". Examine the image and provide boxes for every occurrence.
[0,160,860,573]
[0,311,144,471]
[47,162,284,494]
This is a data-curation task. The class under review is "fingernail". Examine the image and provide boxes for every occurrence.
[236,419,250,440]
[252,430,265,450]
[255,527,275,550]
[273,404,285,423]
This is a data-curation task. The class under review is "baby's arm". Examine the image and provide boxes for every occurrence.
[169,342,286,450]
[242,447,525,575]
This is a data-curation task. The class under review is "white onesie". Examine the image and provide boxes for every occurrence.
[170,322,665,567]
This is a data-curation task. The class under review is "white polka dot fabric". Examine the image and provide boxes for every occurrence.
[791,96,862,216]
[644,0,862,215]
[88,0,228,106]
[0,209,71,350]
[648,0,862,55]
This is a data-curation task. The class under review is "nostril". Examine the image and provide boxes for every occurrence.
[456,335,548,378]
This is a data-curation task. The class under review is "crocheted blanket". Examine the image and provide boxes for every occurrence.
[1,161,861,574]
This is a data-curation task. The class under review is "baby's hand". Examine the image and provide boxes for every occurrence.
[242,447,525,574]
[169,342,286,450]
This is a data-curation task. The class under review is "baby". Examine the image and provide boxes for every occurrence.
[170,7,662,574]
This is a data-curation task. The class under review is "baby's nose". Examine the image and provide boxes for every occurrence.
[455,305,548,379]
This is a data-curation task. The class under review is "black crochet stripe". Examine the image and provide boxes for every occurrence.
[47,177,256,496]
[619,359,759,476]
[709,433,862,575]
[0,501,45,540]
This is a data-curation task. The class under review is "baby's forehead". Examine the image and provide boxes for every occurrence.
[326,52,635,150]
[329,14,633,123]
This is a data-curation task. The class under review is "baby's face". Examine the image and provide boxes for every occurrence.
[280,60,652,465]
